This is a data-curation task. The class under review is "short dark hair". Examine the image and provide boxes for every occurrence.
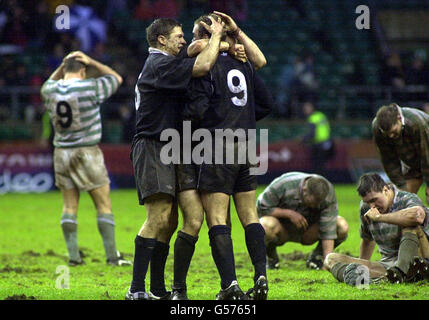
[194,14,225,40]
[376,103,400,132]
[146,18,181,48]
[306,177,330,203]
[357,173,388,197]
[63,58,86,73]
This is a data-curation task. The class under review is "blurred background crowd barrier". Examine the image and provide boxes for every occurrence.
[1,0,428,191]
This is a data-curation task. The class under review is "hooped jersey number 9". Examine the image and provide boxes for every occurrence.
[56,101,73,128]
[54,97,80,132]
[227,69,247,107]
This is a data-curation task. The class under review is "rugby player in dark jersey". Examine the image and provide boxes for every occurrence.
[173,13,271,300]
[125,16,224,300]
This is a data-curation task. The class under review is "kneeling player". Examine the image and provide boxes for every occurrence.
[257,172,349,270]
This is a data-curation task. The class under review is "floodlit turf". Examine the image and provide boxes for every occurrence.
[1,185,429,300]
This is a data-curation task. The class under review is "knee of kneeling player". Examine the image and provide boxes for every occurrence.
[259,216,277,235]
[337,217,349,240]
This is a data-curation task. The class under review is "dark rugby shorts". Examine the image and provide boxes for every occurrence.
[132,137,176,205]
[197,162,257,195]
[176,163,199,192]
[402,166,422,181]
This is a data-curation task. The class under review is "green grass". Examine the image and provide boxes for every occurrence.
[1,185,429,300]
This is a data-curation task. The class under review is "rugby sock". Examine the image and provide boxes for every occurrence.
[330,262,349,282]
[334,236,347,248]
[150,241,169,297]
[96,213,118,262]
[311,241,323,257]
[266,241,279,260]
[244,223,267,282]
[209,225,237,289]
[130,236,156,293]
[60,213,81,262]
[396,232,419,274]
[173,231,198,290]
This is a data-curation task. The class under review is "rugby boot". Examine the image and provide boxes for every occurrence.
[216,281,249,300]
[125,288,150,300]
[170,288,189,300]
[405,256,429,282]
[385,266,406,284]
[246,275,268,300]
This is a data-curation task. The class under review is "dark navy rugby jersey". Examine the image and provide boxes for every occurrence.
[254,72,273,121]
[134,47,196,141]
[183,53,271,133]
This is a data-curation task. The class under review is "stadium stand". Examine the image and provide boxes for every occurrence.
[1,0,429,143]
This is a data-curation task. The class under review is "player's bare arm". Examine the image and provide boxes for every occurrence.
[47,61,66,81]
[214,11,267,69]
[374,135,406,189]
[192,16,223,77]
[270,207,309,230]
[234,44,248,63]
[359,238,376,260]
[364,206,426,227]
[187,39,230,57]
[67,51,123,85]
[188,39,247,63]
[321,239,334,260]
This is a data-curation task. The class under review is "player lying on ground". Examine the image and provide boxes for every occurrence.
[324,173,429,286]
[257,172,349,270]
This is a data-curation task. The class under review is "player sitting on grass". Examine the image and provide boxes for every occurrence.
[40,51,131,267]
[324,173,429,286]
[257,172,349,270]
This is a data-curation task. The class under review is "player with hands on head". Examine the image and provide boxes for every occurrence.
[170,12,272,300]
[213,11,267,69]
[174,13,271,300]
[40,50,131,267]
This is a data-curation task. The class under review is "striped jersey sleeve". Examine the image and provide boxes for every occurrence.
[95,75,120,104]
[318,183,338,240]
[359,201,373,240]
[256,176,286,216]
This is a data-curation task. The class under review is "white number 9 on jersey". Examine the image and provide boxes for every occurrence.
[227,69,247,107]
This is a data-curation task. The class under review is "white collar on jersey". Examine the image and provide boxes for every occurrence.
[59,78,81,85]
[148,47,170,56]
